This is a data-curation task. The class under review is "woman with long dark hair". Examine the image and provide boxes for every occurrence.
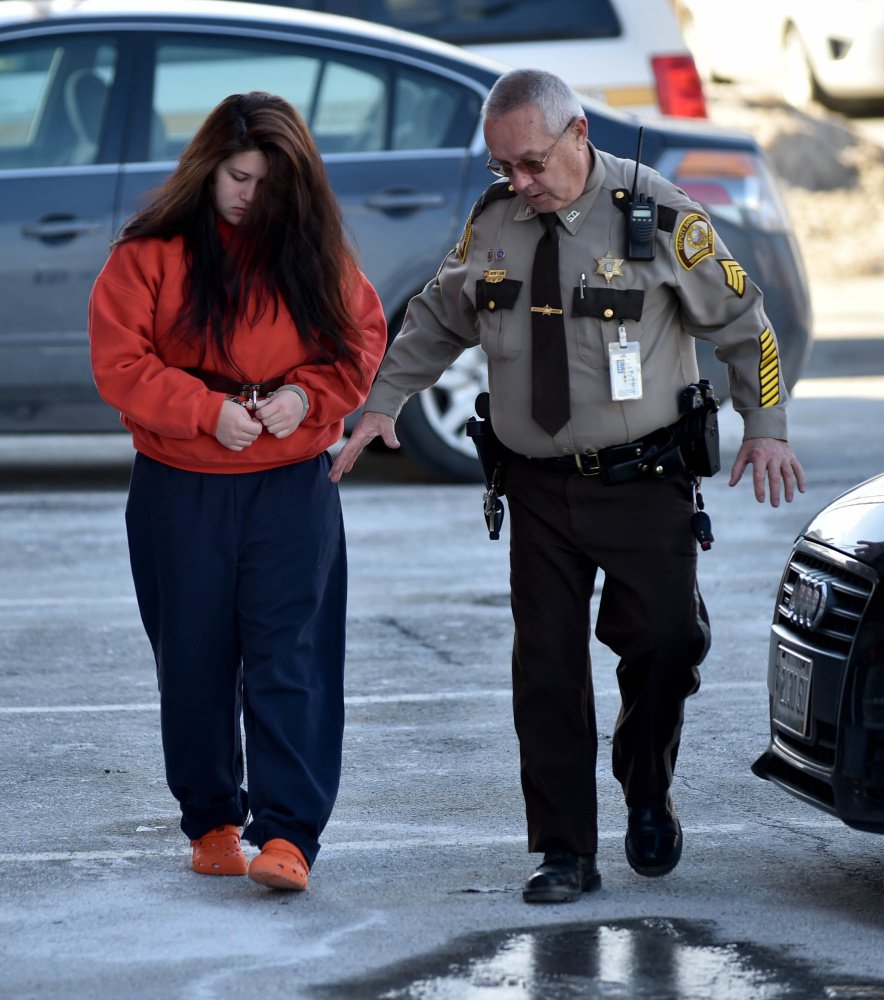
[89,92,386,891]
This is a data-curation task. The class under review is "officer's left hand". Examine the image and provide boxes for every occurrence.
[254,389,307,439]
[729,437,806,507]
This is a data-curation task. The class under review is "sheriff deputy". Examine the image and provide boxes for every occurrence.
[330,68,805,904]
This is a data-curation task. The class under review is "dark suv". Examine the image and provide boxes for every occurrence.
[0,0,812,481]
[753,473,884,833]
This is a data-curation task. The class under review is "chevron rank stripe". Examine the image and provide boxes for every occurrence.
[719,258,747,296]
[759,328,780,407]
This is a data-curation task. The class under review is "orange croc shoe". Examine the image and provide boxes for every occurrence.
[248,838,309,891]
[190,824,248,876]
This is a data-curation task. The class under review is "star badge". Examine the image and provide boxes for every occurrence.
[595,250,624,284]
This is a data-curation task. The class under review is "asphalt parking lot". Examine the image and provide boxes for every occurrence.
[0,278,883,999]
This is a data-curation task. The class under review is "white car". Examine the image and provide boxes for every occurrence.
[232,0,708,118]
[675,0,884,113]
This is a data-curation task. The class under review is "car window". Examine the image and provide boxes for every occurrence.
[148,35,476,160]
[393,68,474,149]
[0,35,118,169]
[314,0,619,44]
[312,59,386,152]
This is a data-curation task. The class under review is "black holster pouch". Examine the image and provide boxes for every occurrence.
[466,392,509,540]
[601,434,686,484]
[676,379,721,478]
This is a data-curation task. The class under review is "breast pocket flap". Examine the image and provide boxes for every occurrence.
[476,277,523,312]
[572,287,644,321]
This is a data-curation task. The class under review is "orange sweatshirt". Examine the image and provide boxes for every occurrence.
[88,232,387,474]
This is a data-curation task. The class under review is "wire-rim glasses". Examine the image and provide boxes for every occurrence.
[486,117,577,178]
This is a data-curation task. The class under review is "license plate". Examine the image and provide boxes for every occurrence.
[773,646,813,737]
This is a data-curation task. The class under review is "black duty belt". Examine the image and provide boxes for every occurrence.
[524,425,685,485]
[184,368,287,404]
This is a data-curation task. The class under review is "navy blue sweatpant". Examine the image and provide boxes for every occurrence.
[126,452,346,867]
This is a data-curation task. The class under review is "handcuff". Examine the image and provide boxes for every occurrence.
[226,383,310,416]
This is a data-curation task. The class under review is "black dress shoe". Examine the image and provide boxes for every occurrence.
[522,849,601,903]
[625,797,683,877]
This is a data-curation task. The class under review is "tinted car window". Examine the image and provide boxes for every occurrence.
[0,35,118,168]
[392,68,476,149]
[148,35,472,160]
[311,0,620,44]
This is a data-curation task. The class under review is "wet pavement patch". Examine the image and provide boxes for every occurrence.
[313,917,884,999]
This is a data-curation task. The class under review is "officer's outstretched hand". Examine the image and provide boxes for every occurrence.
[329,411,399,483]
[729,437,806,507]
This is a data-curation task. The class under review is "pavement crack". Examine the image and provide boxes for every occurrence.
[378,615,464,667]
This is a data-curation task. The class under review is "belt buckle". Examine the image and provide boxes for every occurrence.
[574,452,601,476]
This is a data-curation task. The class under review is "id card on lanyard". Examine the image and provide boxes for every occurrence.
[608,322,642,400]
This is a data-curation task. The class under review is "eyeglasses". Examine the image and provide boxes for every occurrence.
[486,118,577,178]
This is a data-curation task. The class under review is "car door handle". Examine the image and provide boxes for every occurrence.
[22,218,103,242]
[365,190,446,213]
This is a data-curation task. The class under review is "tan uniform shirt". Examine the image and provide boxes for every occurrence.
[365,143,789,457]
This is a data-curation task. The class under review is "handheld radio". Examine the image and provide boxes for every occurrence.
[626,127,657,261]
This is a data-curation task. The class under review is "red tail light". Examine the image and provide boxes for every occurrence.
[654,147,793,233]
[652,54,707,118]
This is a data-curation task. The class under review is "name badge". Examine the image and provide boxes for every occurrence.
[483,269,507,283]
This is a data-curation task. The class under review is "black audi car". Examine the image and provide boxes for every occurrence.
[753,473,884,833]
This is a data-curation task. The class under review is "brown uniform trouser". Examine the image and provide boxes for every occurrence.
[506,456,709,856]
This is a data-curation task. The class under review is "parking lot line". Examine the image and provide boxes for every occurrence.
[0,681,766,716]
[0,818,843,866]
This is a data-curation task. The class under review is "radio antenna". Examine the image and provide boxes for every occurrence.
[631,126,644,202]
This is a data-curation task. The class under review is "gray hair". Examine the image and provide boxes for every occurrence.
[482,69,584,135]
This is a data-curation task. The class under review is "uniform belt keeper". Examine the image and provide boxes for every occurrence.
[269,383,310,415]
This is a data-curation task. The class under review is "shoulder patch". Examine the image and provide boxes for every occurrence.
[719,259,747,296]
[675,213,714,270]
[456,180,516,262]
[456,217,473,262]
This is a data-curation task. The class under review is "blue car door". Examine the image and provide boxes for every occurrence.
[0,31,130,429]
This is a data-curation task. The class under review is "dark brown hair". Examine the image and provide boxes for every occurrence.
[119,92,359,373]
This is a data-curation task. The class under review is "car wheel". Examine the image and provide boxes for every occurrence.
[780,26,818,109]
[395,346,487,483]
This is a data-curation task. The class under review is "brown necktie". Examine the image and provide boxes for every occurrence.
[531,213,570,435]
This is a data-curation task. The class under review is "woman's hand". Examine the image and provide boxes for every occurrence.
[254,387,307,439]
[215,398,263,451]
